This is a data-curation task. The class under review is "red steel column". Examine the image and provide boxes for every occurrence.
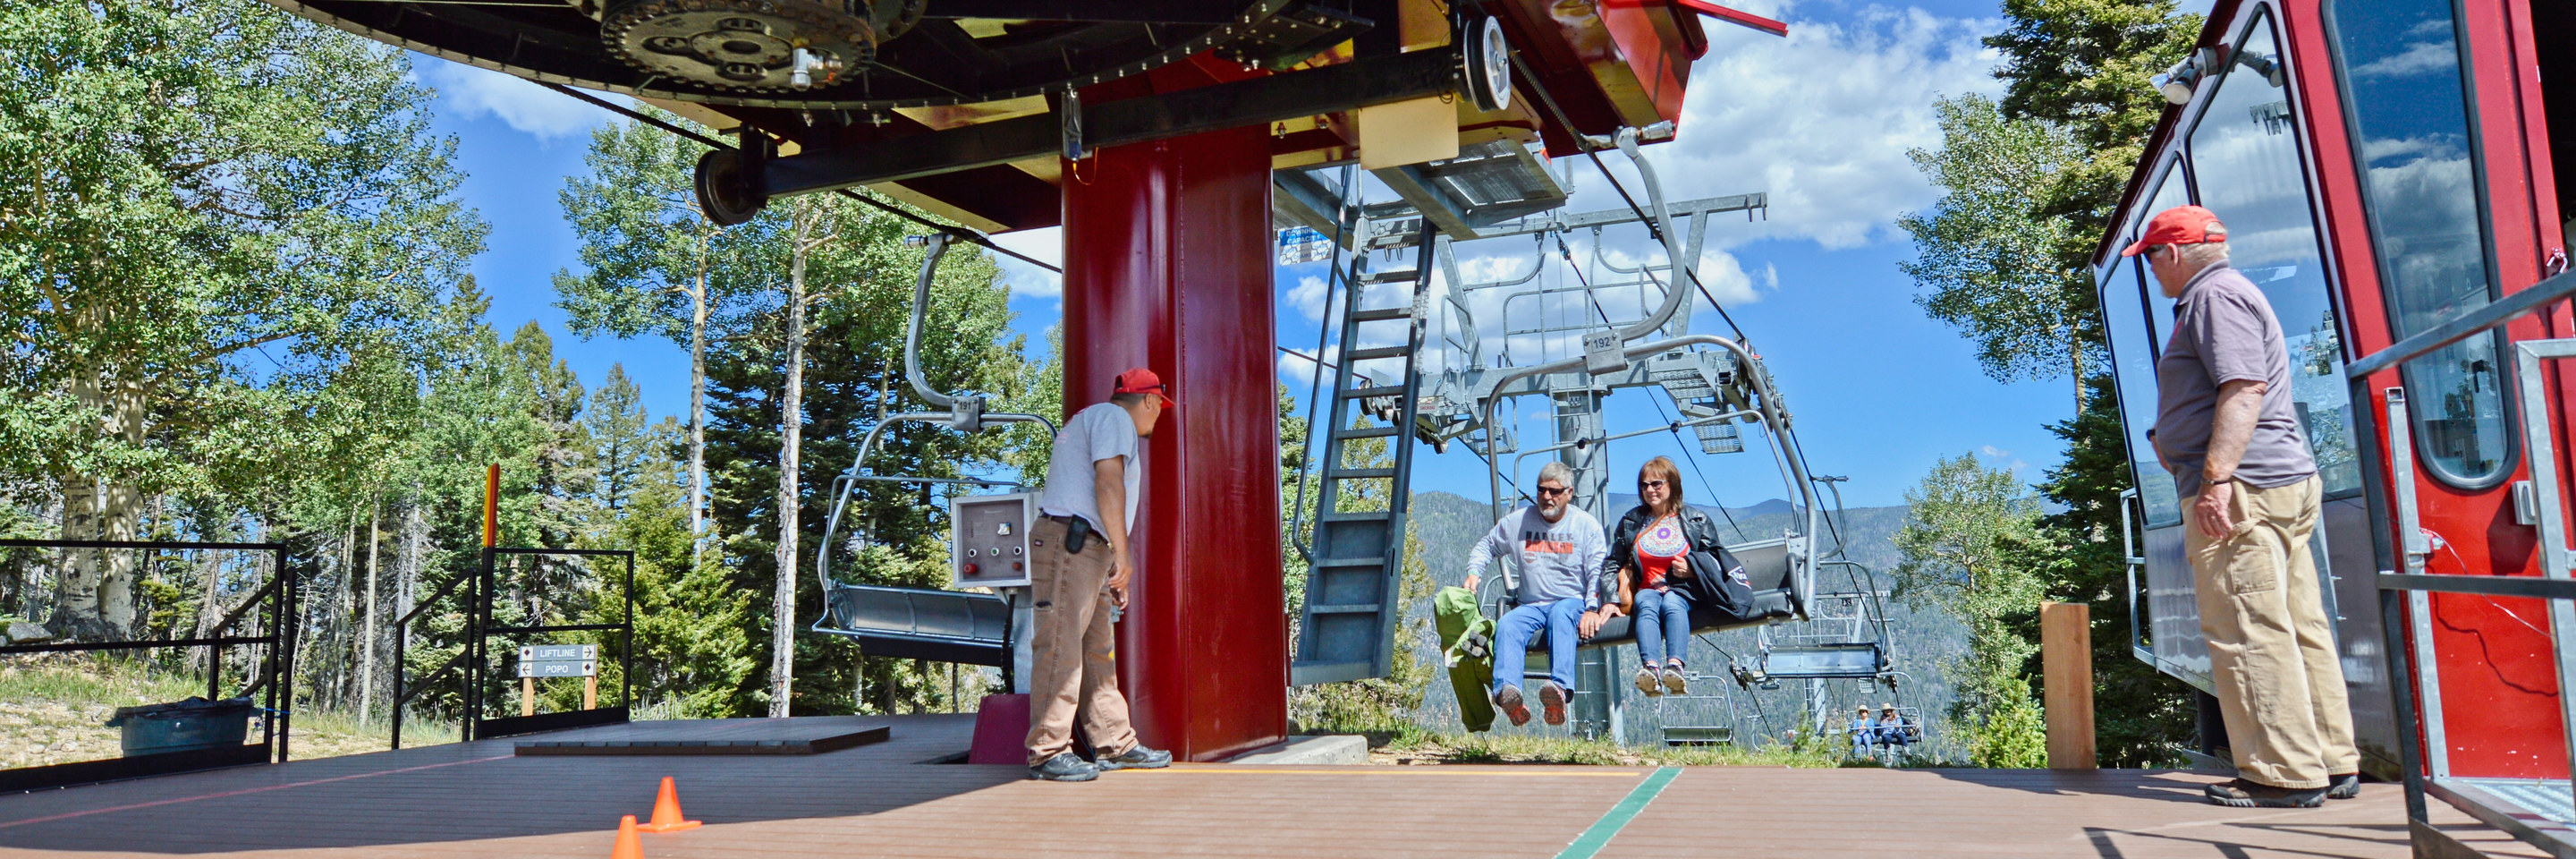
[1060,121,1286,762]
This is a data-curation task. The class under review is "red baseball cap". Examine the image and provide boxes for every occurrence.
[2121,205,2229,257]
[1114,367,1175,407]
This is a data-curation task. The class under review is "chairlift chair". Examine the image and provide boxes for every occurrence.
[808,233,1055,691]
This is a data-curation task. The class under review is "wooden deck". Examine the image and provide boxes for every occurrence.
[0,715,2545,858]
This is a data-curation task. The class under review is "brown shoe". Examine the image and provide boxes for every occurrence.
[1539,682,1569,726]
[2205,778,2325,808]
[1493,685,1531,727]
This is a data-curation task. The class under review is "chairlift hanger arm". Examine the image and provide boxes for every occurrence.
[1505,410,1758,490]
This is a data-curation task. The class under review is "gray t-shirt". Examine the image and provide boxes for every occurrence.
[2153,263,2317,498]
[1462,506,1607,609]
[1037,403,1141,534]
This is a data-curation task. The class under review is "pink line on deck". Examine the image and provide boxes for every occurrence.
[0,753,513,830]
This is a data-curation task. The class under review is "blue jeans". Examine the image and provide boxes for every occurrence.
[1492,598,1584,695]
[1633,588,1691,666]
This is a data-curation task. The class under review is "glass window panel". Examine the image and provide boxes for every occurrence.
[2143,164,2192,344]
[2184,13,2362,496]
[2332,0,2507,484]
[2104,259,2182,526]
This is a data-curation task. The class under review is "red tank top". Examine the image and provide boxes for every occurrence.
[1633,515,1688,590]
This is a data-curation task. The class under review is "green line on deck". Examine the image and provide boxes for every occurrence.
[1555,766,1680,859]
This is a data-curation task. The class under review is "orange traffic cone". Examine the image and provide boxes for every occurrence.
[635,777,702,832]
[609,814,644,859]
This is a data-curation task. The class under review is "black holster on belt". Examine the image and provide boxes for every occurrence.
[1063,516,1093,554]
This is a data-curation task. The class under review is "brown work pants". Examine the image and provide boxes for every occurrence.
[1023,516,1139,767]
[2182,475,2358,789]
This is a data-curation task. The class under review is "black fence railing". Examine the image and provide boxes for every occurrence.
[390,547,634,747]
[0,540,293,792]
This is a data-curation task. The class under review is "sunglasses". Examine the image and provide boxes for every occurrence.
[1535,485,1572,498]
[1640,480,1668,489]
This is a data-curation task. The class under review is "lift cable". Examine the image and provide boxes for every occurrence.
[541,82,1063,275]
[1472,27,1750,344]
[1554,230,1750,542]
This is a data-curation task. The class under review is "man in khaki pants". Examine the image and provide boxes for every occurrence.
[2135,205,2359,807]
[1023,368,1176,782]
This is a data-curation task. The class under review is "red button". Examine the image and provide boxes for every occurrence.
[963,563,980,575]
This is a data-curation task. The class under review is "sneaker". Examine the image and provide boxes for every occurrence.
[1029,752,1099,782]
[1660,666,1687,695]
[1098,744,1173,771]
[2204,778,2325,808]
[2326,772,2360,800]
[1494,685,1531,727]
[1539,682,1569,726]
[1634,667,1662,696]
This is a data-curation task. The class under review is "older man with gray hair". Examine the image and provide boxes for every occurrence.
[1462,462,1610,727]
[2135,205,2357,808]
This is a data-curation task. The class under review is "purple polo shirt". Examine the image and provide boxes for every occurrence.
[2151,262,2317,498]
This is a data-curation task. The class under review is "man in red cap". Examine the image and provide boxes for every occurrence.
[2131,205,2357,808]
[1022,367,1175,781]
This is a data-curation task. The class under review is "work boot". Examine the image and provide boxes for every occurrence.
[1634,666,1662,696]
[1028,752,1099,782]
[2204,778,2325,808]
[2326,772,2360,800]
[1539,682,1569,727]
[1494,685,1531,727]
[1097,744,1173,771]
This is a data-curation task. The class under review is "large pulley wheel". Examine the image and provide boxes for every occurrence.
[605,0,877,92]
[1462,15,1513,113]
[695,149,768,225]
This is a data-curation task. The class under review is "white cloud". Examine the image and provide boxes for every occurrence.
[421,59,613,140]
[1589,6,2004,251]
[2349,40,2455,81]
[1285,276,1332,322]
[989,227,1063,301]
[1980,445,2008,457]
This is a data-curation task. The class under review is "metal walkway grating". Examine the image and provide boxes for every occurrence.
[2458,777,2576,824]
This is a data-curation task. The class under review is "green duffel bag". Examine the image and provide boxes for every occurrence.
[1434,585,1496,732]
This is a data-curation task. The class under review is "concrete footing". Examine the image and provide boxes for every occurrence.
[1222,735,1368,765]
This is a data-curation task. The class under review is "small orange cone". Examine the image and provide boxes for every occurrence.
[635,777,702,832]
[609,814,644,859]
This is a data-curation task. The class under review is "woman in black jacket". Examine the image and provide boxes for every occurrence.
[1606,456,1726,696]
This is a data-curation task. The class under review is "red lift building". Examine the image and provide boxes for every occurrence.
[262,0,1740,762]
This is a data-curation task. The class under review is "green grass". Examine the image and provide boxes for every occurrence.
[0,654,458,768]
[1360,723,1951,768]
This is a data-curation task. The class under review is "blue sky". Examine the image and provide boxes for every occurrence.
[411,0,2116,510]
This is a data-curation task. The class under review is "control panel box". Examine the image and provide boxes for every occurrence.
[949,492,1036,589]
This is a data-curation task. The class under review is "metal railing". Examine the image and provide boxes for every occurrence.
[0,540,293,791]
[2346,268,2576,857]
[390,547,634,747]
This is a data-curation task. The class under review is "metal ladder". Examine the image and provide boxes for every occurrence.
[1291,224,1435,685]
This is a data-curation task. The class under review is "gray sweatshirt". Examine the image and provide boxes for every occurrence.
[1463,506,1607,609]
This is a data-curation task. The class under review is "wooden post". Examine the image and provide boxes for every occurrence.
[521,676,536,717]
[584,676,597,710]
[483,464,500,549]
[2043,601,2097,769]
